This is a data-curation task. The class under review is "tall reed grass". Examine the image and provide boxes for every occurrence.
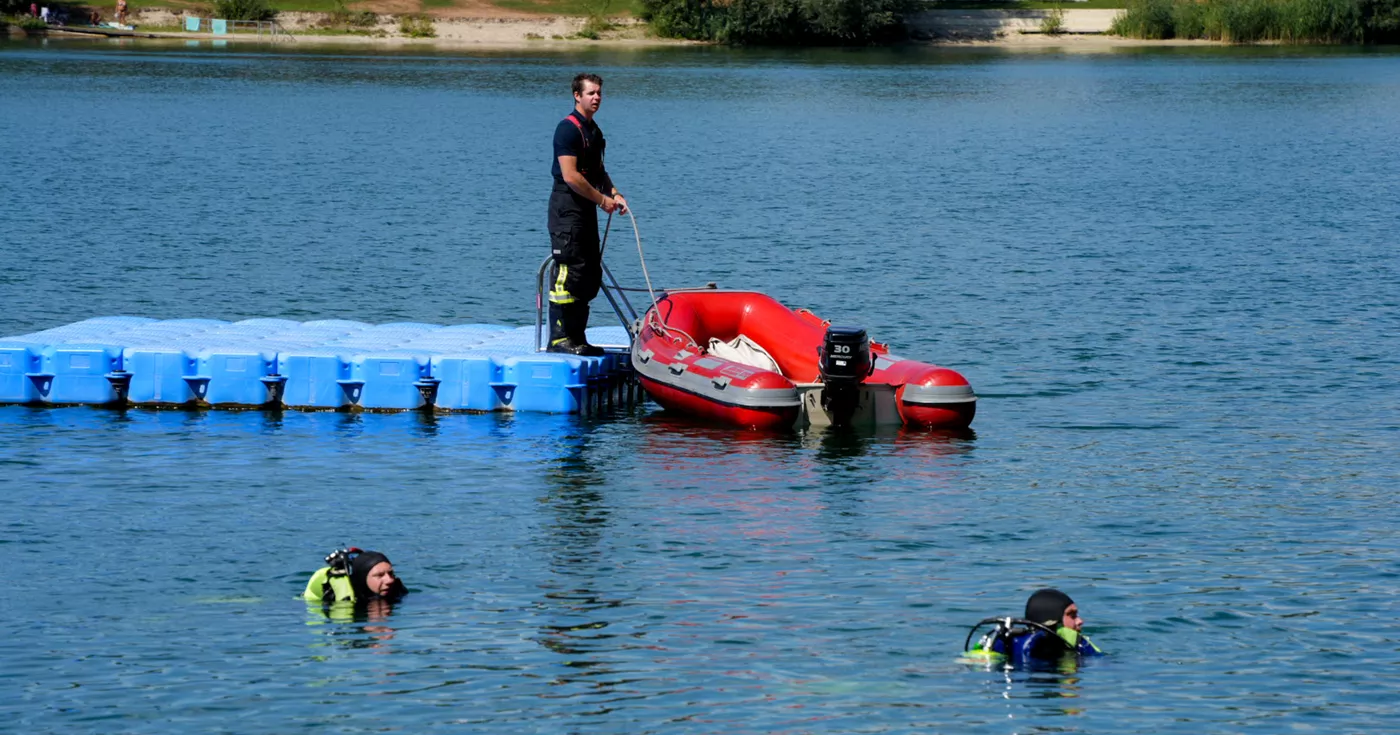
[1040,3,1067,33]
[1109,0,1389,42]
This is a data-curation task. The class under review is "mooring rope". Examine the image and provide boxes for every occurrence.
[599,205,701,349]
[625,207,660,320]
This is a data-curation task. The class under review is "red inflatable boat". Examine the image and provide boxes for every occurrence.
[631,291,976,431]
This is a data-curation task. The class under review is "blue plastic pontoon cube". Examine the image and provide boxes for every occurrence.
[38,344,124,404]
[199,348,279,406]
[279,350,352,409]
[351,353,432,410]
[503,354,592,413]
[124,347,198,405]
[430,355,506,411]
[0,342,42,404]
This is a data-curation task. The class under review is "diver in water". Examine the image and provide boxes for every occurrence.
[302,547,407,605]
[965,588,1103,665]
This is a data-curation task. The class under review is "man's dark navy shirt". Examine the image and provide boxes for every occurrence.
[551,110,607,187]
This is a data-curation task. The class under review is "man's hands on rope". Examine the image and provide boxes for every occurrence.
[603,193,629,215]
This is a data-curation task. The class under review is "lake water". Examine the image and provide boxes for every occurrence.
[2,37,1398,733]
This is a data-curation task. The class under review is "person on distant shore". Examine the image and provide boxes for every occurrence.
[964,588,1103,665]
[115,0,127,25]
[302,547,407,605]
[546,72,627,357]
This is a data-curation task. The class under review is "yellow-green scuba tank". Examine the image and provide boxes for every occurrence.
[302,547,360,603]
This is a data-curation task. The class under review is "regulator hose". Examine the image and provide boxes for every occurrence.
[963,617,1075,652]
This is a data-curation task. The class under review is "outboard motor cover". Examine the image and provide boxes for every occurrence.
[820,326,872,384]
[819,326,872,426]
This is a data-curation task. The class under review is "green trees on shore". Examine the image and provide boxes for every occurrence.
[644,0,1398,44]
[213,0,279,21]
[640,0,910,44]
[1110,0,1400,42]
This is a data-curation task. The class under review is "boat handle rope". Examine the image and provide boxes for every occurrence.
[646,308,700,352]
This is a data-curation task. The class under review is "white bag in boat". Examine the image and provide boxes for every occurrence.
[706,335,783,376]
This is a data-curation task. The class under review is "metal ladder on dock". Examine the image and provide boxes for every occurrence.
[533,255,639,353]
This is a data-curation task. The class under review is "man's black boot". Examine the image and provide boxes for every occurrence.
[564,303,605,357]
[546,303,604,357]
[548,340,603,357]
[546,302,571,352]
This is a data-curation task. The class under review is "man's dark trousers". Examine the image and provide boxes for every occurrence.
[547,182,602,348]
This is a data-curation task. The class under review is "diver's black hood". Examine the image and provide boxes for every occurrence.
[349,550,405,601]
[1025,588,1074,628]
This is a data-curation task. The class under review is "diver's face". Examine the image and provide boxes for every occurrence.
[1062,604,1084,632]
[366,561,397,596]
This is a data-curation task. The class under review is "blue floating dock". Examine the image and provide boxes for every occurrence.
[0,318,635,415]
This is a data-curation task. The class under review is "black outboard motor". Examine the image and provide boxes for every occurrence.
[819,325,873,427]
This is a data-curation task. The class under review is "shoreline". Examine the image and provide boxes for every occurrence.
[6,9,1238,51]
[10,27,1229,53]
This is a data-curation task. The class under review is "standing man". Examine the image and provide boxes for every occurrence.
[547,72,627,357]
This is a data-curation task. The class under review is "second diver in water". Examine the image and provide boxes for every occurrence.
[965,588,1103,665]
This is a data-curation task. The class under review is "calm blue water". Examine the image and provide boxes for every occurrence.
[2,37,1398,733]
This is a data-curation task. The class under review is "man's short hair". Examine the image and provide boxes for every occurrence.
[572,73,603,96]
